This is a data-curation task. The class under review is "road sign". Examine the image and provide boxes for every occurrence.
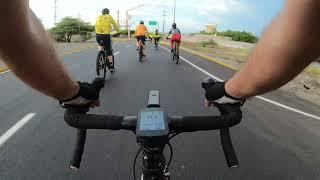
[149,21,157,26]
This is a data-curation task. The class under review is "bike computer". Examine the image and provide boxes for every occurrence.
[136,108,169,141]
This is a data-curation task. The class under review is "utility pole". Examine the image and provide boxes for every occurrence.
[54,0,57,24]
[78,13,81,41]
[126,11,129,38]
[117,10,120,25]
[162,11,167,38]
[173,0,176,23]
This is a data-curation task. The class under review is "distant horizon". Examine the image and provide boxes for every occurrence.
[31,0,284,36]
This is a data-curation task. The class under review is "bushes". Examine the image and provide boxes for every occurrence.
[218,30,257,43]
[120,30,135,35]
[200,39,217,48]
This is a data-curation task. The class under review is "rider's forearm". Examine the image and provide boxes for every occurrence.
[225,0,320,99]
[0,1,79,100]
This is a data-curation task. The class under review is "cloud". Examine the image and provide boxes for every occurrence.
[29,0,253,33]
[196,0,246,14]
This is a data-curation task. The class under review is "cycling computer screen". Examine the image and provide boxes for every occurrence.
[139,111,165,131]
[136,108,169,138]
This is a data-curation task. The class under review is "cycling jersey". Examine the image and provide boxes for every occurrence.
[169,28,181,35]
[95,14,120,34]
[135,24,149,36]
[152,33,161,38]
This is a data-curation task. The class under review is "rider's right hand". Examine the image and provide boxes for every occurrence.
[59,78,105,108]
[202,78,245,107]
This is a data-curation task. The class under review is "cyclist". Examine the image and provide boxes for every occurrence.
[95,8,121,72]
[167,23,181,53]
[0,1,319,110]
[152,29,161,48]
[135,21,149,56]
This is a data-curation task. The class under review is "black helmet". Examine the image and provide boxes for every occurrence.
[140,20,144,24]
[102,8,109,15]
[172,23,177,27]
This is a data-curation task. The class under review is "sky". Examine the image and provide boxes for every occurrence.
[29,0,284,35]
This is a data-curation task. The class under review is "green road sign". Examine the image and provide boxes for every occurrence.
[149,21,157,25]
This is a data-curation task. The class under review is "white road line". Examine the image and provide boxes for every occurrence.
[159,45,320,120]
[0,113,36,147]
[126,44,131,48]
[114,51,120,55]
[0,70,10,75]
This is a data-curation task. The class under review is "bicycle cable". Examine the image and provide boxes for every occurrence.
[133,147,142,180]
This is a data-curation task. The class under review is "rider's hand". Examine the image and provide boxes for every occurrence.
[202,78,245,107]
[59,78,105,108]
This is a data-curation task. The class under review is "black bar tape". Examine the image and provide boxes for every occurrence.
[220,128,239,168]
[169,112,241,132]
[70,129,87,170]
[65,113,124,129]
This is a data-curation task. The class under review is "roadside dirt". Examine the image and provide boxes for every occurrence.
[169,39,320,106]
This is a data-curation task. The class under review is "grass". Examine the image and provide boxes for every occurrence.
[181,40,250,64]
[200,39,217,48]
[0,66,8,73]
[305,65,320,76]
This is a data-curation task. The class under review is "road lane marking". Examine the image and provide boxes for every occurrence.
[159,45,320,120]
[0,46,97,77]
[0,113,36,147]
[114,51,120,55]
[126,44,131,48]
[0,70,10,75]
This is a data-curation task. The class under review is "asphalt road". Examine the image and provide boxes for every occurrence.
[0,41,320,180]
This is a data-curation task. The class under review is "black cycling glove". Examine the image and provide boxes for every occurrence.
[59,78,104,108]
[202,78,245,105]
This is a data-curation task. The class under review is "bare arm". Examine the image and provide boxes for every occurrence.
[166,31,171,39]
[0,0,79,100]
[225,0,320,98]
[110,16,120,33]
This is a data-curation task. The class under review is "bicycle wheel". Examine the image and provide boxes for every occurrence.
[111,54,115,72]
[96,52,106,80]
[175,44,179,64]
[139,45,143,62]
[171,42,175,61]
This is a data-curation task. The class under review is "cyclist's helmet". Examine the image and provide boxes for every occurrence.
[172,23,177,28]
[140,20,144,24]
[102,8,110,15]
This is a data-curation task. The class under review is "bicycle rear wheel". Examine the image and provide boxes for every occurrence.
[174,44,179,64]
[139,45,143,62]
[96,52,106,80]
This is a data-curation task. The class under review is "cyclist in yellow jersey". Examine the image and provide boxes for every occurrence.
[152,29,161,48]
[95,8,120,71]
[135,21,149,56]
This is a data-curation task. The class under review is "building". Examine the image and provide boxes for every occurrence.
[205,24,217,33]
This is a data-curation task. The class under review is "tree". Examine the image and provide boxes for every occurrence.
[217,30,258,43]
[49,17,94,42]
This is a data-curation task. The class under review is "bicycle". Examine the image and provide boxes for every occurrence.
[138,39,144,62]
[167,38,179,64]
[154,37,160,50]
[96,39,115,80]
[63,78,242,180]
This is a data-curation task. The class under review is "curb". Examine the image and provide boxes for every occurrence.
[160,41,239,71]
[0,66,8,74]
